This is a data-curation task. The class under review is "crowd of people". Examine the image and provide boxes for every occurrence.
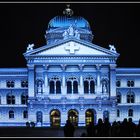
[63,118,140,137]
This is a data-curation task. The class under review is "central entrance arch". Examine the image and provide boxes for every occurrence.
[85,109,96,126]
[50,109,61,127]
[68,109,78,126]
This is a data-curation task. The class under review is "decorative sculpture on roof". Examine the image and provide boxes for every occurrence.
[26,44,34,52]
[109,44,116,53]
[62,25,80,39]
[63,4,74,17]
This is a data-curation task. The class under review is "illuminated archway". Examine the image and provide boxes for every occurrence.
[85,109,96,126]
[50,109,61,127]
[68,109,78,126]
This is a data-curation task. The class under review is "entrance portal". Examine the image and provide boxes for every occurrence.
[85,109,96,126]
[50,109,60,127]
[68,109,78,126]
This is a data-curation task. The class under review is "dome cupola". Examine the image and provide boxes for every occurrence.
[45,5,93,45]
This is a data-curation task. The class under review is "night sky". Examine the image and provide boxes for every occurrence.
[0,2,140,68]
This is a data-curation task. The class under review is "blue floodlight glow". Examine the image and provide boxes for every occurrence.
[0,6,139,128]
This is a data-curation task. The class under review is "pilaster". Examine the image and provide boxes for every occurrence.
[28,64,35,97]
[96,64,102,94]
[61,64,67,95]
[110,64,117,97]
[44,64,49,95]
[79,64,84,95]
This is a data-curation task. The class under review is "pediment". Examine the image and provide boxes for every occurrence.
[24,39,119,57]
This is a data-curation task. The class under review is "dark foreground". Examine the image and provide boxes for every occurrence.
[0,127,86,137]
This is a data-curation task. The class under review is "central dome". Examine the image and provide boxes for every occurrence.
[48,16,91,30]
[45,5,93,45]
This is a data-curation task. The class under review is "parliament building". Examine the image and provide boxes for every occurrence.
[0,6,140,127]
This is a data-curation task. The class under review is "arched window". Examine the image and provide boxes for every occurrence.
[130,93,135,103]
[84,81,88,94]
[56,81,61,94]
[127,80,134,87]
[6,81,15,88]
[9,110,14,119]
[73,81,78,94]
[21,94,28,104]
[67,77,78,94]
[127,92,135,103]
[49,77,61,94]
[84,77,95,94]
[102,79,108,93]
[7,94,15,104]
[23,110,28,118]
[21,80,28,88]
[50,81,55,94]
[67,81,72,94]
[90,81,95,93]
[50,109,61,127]
[116,80,121,87]
[116,92,121,103]
[117,109,120,117]
[128,109,133,117]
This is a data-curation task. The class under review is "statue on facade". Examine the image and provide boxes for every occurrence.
[68,25,75,36]
[63,26,80,40]
[26,44,34,52]
[102,81,107,93]
[74,30,80,39]
[62,30,68,39]
[109,44,116,53]
[36,79,43,94]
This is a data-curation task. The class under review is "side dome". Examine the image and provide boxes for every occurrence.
[48,16,91,31]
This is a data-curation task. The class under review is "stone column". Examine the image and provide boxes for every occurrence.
[28,64,35,97]
[43,65,48,95]
[110,64,117,97]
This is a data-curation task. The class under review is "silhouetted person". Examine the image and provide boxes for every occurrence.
[102,118,111,137]
[127,118,136,137]
[111,121,118,137]
[136,119,140,137]
[120,118,129,137]
[96,118,104,137]
[63,119,75,137]
[86,121,96,137]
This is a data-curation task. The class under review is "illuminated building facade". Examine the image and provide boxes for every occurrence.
[0,6,140,127]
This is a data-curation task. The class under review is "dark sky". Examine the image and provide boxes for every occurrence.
[0,2,140,68]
